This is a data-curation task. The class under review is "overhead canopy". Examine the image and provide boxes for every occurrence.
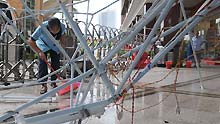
[120,0,208,31]
[120,0,147,31]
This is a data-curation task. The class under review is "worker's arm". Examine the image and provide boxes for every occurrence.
[28,25,47,61]
[28,38,46,61]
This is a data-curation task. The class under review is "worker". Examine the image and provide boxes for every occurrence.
[28,17,66,94]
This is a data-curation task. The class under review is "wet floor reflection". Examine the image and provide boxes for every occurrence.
[1,67,220,124]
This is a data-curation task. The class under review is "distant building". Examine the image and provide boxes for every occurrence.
[99,10,117,28]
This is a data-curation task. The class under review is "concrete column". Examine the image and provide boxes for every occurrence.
[35,0,43,25]
[164,4,180,66]
[144,3,154,39]
[136,15,143,41]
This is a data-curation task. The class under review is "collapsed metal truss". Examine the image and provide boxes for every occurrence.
[0,12,120,83]
[0,0,220,123]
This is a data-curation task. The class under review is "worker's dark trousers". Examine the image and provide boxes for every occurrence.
[38,50,60,82]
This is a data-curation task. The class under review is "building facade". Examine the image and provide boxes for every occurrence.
[121,0,220,65]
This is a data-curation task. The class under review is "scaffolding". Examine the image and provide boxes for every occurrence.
[0,0,220,124]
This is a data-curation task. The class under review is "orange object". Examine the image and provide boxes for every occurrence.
[132,52,150,69]
[58,82,80,96]
[44,60,80,96]
[186,61,192,68]
[166,61,172,69]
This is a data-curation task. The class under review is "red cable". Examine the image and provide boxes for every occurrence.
[43,59,63,80]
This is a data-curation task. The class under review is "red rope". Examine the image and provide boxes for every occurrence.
[44,60,63,80]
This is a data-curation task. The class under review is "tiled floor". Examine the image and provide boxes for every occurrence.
[1,65,220,124]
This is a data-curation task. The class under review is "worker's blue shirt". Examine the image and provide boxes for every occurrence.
[31,21,66,54]
[192,36,203,51]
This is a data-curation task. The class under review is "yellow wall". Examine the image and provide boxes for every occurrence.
[7,0,23,17]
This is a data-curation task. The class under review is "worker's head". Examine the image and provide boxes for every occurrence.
[192,30,199,37]
[195,31,199,37]
[48,17,61,35]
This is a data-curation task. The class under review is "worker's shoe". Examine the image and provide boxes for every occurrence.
[40,84,47,94]
[51,83,57,88]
